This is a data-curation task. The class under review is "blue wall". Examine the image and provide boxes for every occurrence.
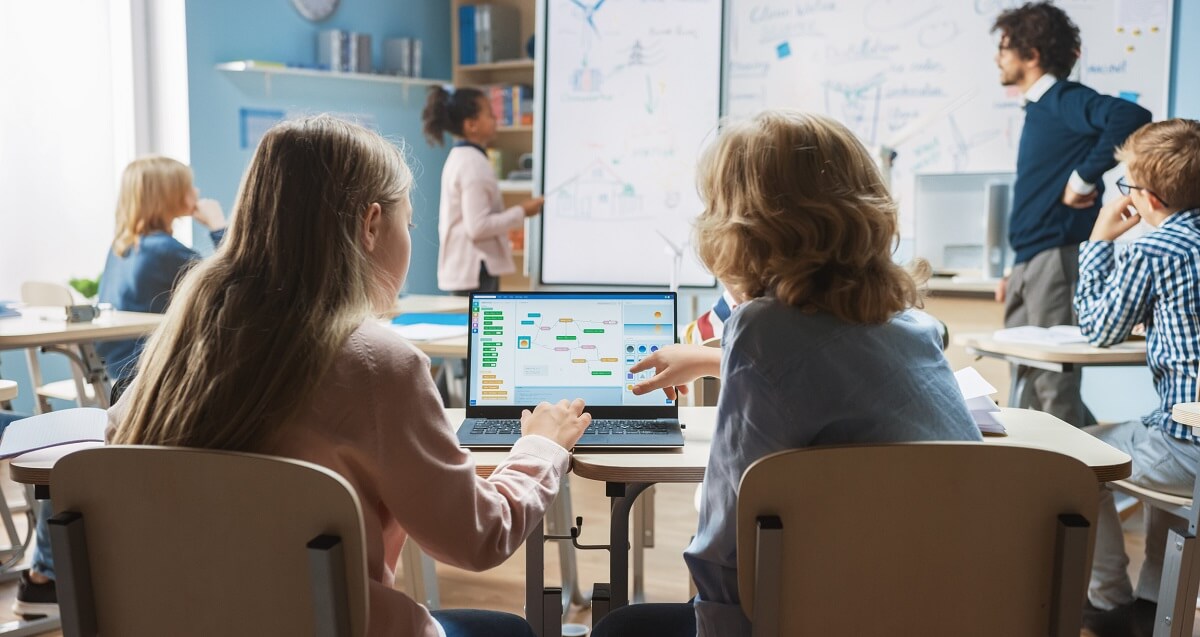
[184,0,451,295]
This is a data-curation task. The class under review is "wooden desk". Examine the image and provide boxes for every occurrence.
[955,332,1147,407]
[0,308,164,409]
[0,380,16,404]
[0,307,163,350]
[411,335,468,360]
[387,294,469,318]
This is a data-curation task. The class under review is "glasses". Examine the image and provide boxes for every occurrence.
[1116,176,1170,207]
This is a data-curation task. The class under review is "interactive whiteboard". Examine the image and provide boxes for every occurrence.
[539,0,722,286]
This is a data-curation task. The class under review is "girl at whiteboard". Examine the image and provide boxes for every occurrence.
[592,110,979,637]
[422,85,542,295]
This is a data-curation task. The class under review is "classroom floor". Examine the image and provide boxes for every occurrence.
[0,470,1197,636]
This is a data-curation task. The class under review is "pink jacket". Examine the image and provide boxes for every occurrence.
[437,145,524,291]
[108,320,569,636]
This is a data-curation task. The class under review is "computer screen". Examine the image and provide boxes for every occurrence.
[469,293,677,407]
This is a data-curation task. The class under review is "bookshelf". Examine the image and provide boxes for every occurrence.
[451,0,537,289]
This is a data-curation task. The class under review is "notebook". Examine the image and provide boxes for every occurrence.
[455,292,685,449]
[0,408,107,459]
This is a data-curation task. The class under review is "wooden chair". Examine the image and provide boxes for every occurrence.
[736,444,1098,637]
[20,281,98,412]
[48,446,369,637]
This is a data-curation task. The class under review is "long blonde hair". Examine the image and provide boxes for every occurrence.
[112,156,194,256]
[694,110,926,324]
[112,115,413,451]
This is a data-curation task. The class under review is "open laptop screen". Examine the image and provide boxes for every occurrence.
[468,292,677,414]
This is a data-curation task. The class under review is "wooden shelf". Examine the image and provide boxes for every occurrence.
[216,62,449,98]
[456,59,535,73]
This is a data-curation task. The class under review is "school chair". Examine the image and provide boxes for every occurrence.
[20,281,99,413]
[1108,401,1200,637]
[47,446,368,637]
[736,443,1098,637]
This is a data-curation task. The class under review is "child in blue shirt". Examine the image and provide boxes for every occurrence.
[96,156,227,381]
[14,156,226,619]
[595,110,981,637]
[1074,119,1200,632]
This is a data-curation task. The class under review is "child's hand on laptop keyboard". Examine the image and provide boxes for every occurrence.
[521,398,592,450]
[629,344,723,399]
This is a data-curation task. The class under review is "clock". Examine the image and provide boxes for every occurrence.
[292,0,340,22]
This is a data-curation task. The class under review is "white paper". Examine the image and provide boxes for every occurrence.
[955,367,998,401]
[0,408,106,459]
[993,325,1088,346]
[390,323,468,342]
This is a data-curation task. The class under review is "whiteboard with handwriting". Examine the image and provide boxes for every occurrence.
[539,0,721,287]
[726,0,1174,234]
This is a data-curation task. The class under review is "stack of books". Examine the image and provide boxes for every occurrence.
[486,84,534,127]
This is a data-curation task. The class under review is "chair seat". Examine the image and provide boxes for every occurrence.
[1110,479,1192,518]
[0,380,16,402]
[35,379,95,403]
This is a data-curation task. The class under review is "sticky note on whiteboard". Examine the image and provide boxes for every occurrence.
[776,41,791,59]
[1119,91,1141,103]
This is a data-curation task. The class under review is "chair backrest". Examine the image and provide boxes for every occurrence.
[20,281,78,306]
[737,443,1098,637]
[49,446,369,637]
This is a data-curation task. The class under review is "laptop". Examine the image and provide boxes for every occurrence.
[456,291,685,449]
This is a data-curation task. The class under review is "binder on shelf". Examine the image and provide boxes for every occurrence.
[459,5,478,65]
[474,5,521,64]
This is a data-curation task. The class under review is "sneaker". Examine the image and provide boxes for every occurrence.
[12,569,58,619]
[1082,598,1157,637]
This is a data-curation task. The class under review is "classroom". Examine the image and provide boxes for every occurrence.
[1,0,1198,635]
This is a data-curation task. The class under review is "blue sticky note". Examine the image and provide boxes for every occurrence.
[1118,91,1141,103]
[776,42,791,59]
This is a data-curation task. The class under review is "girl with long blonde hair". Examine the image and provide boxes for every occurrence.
[95,156,227,381]
[108,115,590,637]
[594,111,981,637]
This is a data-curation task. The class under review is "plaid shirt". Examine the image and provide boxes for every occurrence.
[1075,208,1200,443]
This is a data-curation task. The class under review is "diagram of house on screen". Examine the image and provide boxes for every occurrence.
[549,161,646,220]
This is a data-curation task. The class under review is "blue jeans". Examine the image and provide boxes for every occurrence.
[430,609,535,637]
[1087,421,1200,609]
[591,602,696,637]
[32,500,54,580]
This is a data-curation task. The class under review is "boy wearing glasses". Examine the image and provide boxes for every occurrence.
[1075,119,1200,632]
[991,3,1150,429]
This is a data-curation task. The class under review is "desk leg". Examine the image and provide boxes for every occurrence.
[526,520,561,637]
[605,481,653,617]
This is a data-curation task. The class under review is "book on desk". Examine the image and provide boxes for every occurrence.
[0,408,106,459]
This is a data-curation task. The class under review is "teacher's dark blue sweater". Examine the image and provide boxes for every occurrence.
[1010,80,1151,264]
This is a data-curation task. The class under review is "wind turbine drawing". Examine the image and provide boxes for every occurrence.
[569,0,606,34]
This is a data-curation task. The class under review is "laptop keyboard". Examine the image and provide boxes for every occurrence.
[469,419,673,436]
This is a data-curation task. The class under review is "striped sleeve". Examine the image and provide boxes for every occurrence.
[1075,241,1154,348]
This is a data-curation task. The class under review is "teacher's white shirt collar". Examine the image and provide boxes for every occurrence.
[1024,73,1059,103]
